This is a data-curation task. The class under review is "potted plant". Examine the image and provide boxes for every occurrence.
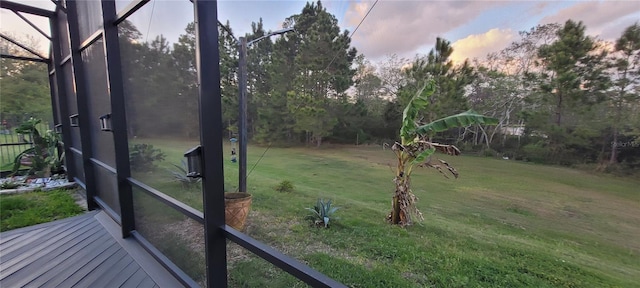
[224,192,252,231]
[388,80,498,226]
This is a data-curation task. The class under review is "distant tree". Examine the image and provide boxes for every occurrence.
[377,54,410,100]
[0,34,51,126]
[246,18,273,140]
[409,38,472,123]
[254,23,297,144]
[0,61,50,125]
[216,21,239,137]
[465,24,561,150]
[533,20,609,163]
[537,20,607,126]
[353,54,384,110]
[287,1,357,146]
[606,23,640,165]
[119,20,145,137]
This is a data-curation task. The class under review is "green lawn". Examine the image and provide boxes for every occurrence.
[0,189,85,232]
[129,138,640,287]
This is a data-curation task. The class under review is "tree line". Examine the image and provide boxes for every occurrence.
[121,2,638,171]
[2,1,639,172]
[0,35,51,128]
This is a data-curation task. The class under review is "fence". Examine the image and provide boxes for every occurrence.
[0,121,51,172]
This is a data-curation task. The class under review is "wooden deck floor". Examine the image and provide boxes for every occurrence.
[0,210,187,287]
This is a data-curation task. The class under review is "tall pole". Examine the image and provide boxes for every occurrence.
[238,28,293,194]
[238,37,248,193]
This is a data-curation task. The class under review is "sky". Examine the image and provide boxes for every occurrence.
[1,0,639,65]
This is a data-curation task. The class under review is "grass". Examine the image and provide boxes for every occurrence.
[129,138,640,287]
[0,189,85,232]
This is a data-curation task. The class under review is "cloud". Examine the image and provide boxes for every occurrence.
[450,28,517,64]
[540,0,640,40]
[528,2,550,16]
[344,0,506,60]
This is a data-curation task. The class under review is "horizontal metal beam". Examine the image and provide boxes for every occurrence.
[89,158,117,174]
[0,53,48,63]
[0,142,33,147]
[0,1,54,18]
[127,177,205,224]
[79,30,103,51]
[73,177,86,189]
[70,147,83,156]
[223,226,348,287]
[61,54,71,65]
[114,0,149,25]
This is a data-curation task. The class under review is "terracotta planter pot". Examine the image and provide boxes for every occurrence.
[224,192,252,231]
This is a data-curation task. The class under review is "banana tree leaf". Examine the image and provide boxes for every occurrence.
[11,147,36,173]
[400,80,436,143]
[414,110,499,136]
[411,147,436,166]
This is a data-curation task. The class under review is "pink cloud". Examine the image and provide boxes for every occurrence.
[344,0,507,60]
[450,28,517,64]
[540,1,640,40]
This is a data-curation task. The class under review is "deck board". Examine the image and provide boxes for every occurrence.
[26,235,115,287]
[120,268,148,287]
[0,219,102,281]
[0,211,187,287]
[2,227,108,287]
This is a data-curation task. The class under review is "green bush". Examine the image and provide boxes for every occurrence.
[130,143,166,172]
[522,143,550,163]
[273,180,294,193]
[481,148,497,158]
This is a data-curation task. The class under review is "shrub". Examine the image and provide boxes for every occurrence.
[1,180,23,189]
[481,148,497,158]
[521,143,549,163]
[130,144,166,172]
[305,198,339,228]
[274,180,294,193]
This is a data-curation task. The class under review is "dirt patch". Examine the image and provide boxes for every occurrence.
[163,218,205,252]
[157,208,374,271]
[242,209,373,268]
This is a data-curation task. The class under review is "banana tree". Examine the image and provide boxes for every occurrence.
[388,80,498,226]
[11,118,64,177]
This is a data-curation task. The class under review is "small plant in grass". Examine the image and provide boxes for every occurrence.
[274,180,294,193]
[1,179,24,189]
[168,160,201,189]
[129,143,166,172]
[305,198,339,228]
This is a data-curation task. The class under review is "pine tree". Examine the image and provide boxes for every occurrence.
[607,23,640,165]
